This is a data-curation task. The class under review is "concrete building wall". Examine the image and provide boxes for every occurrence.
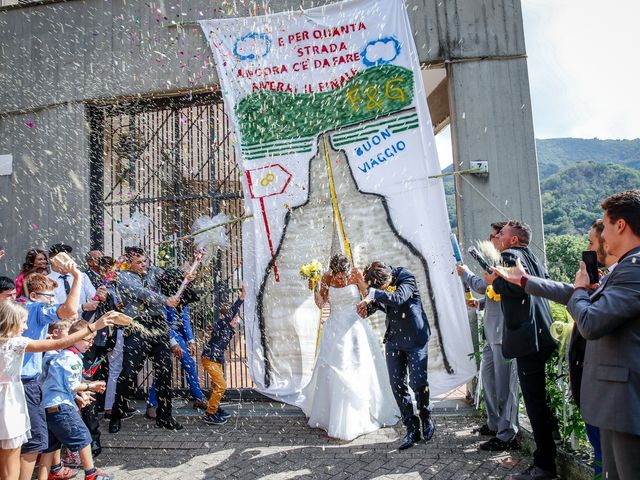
[0,102,90,275]
[0,0,543,275]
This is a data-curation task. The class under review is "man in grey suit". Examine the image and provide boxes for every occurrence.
[495,190,640,479]
[457,221,519,452]
[567,190,640,479]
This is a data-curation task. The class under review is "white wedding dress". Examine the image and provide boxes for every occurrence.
[299,284,399,440]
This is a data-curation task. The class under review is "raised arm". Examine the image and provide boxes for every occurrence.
[57,263,82,319]
[26,311,116,352]
[457,264,488,295]
[568,262,640,339]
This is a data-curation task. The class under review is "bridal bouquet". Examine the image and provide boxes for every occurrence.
[299,259,323,290]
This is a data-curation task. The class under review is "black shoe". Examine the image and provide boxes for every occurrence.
[108,418,121,434]
[156,417,184,431]
[203,412,228,425]
[422,417,435,442]
[509,465,556,479]
[474,424,497,436]
[104,410,133,421]
[479,437,520,451]
[91,441,102,458]
[217,408,232,420]
[398,430,421,450]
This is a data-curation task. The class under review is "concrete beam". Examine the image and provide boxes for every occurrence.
[0,0,527,113]
[427,77,450,135]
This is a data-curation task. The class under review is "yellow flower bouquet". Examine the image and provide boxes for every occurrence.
[299,259,323,290]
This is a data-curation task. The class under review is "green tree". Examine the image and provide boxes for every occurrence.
[545,234,586,283]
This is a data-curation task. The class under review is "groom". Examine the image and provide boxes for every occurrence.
[357,261,434,450]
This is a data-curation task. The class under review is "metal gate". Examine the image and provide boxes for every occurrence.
[88,92,254,395]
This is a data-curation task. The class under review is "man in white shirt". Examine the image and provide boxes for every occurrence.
[47,244,105,316]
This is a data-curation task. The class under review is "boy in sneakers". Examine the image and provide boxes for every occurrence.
[201,284,246,425]
[39,319,113,480]
[38,320,77,480]
[19,263,82,480]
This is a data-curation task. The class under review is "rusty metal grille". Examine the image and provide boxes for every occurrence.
[88,92,255,395]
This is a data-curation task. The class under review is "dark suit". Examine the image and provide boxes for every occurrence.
[523,275,603,475]
[112,268,174,423]
[567,247,640,479]
[369,267,431,431]
[493,247,558,474]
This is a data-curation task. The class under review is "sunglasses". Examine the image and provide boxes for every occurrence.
[35,292,56,298]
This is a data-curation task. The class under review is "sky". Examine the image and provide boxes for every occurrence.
[436,0,640,169]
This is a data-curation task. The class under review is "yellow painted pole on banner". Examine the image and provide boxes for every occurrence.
[323,136,353,262]
[315,136,354,354]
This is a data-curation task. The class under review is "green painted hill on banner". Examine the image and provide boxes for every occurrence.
[236,65,414,146]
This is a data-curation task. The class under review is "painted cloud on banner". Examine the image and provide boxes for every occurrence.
[234,32,272,61]
[362,37,401,67]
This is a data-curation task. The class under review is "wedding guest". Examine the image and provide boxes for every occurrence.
[492,218,615,477]
[47,244,104,317]
[38,319,114,480]
[566,190,640,479]
[0,276,17,301]
[201,284,246,425]
[147,267,206,417]
[147,305,208,417]
[47,245,107,459]
[15,248,48,298]
[38,320,77,480]
[490,221,558,480]
[108,247,193,433]
[84,251,104,289]
[19,263,82,480]
[0,302,114,480]
[456,221,520,452]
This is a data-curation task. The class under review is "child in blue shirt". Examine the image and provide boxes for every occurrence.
[201,284,246,425]
[39,319,114,480]
[19,266,83,480]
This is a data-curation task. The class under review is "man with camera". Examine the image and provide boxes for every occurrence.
[108,247,195,434]
[565,191,640,479]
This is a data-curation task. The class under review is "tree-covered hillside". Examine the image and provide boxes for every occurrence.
[536,138,640,178]
[443,138,640,236]
[541,161,640,236]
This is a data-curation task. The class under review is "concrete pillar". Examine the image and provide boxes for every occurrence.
[448,57,545,261]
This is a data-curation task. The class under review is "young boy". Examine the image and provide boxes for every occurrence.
[20,262,82,480]
[201,284,246,425]
[39,320,77,480]
[39,319,112,480]
[0,276,17,301]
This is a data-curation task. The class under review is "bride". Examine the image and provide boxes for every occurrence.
[298,254,399,440]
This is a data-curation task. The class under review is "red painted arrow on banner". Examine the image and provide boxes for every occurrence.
[245,164,293,282]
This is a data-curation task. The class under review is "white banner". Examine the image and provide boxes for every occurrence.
[201,0,476,403]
